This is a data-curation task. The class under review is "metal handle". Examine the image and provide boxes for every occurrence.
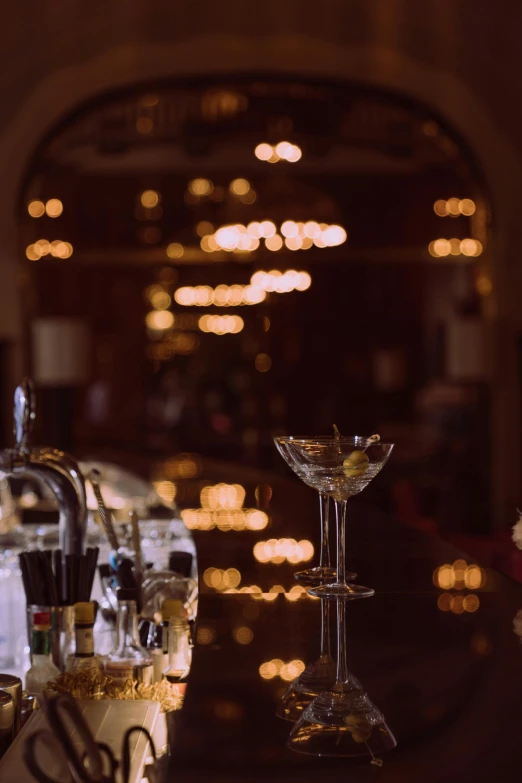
[13,378,36,452]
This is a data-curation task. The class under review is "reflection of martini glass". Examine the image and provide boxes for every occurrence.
[276,598,339,721]
[282,437,393,600]
[274,437,356,584]
[287,598,396,761]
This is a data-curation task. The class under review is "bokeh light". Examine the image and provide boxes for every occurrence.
[140,190,160,208]
[27,200,45,218]
[45,198,63,218]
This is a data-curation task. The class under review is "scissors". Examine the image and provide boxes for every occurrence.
[23,693,157,783]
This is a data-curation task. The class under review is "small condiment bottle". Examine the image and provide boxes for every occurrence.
[68,602,103,675]
[163,602,191,684]
[25,611,60,699]
[149,599,185,684]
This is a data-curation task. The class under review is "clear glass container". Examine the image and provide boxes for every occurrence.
[163,616,192,684]
[25,612,60,699]
[105,589,152,685]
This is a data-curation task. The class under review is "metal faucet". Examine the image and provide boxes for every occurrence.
[0,379,87,554]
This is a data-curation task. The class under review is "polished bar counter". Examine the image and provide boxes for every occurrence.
[167,465,522,782]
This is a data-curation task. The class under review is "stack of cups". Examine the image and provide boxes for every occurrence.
[0,674,22,758]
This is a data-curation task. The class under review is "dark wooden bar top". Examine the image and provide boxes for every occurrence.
[166,464,522,782]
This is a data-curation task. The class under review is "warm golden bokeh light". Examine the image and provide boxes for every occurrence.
[140,190,160,208]
[196,626,217,645]
[459,198,476,216]
[254,143,273,161]
[255,353,272,372]
[152,480,177,505]
[166,242,184,259]
[27,200,45,218]
[434,561,486,591]
[433,198,476,217]
[429,238,482,258]
[230,178,250,196]
[200,483,246,510]
[196,221,214,237]
[45,198,63,218]
[174,284,266,307]
[259,658,304,681]
[198,314,244,335]
[265,235,283,251]
[25,244,39,261]
[150,291,171,310]
[181,507,268,532]
[189,178,214,196]
[253,538,314,564]
[145,310,174,331]
[233,626,254,645]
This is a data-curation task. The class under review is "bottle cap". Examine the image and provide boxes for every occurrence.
[116,588,137,602]
[74,602,96,624]
[161,599,184,620]
[33,612,51,627]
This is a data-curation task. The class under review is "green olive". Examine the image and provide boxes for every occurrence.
[343,450,369,477]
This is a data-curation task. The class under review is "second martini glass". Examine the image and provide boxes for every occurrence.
[274,436,356,584]
[282,437,394,600]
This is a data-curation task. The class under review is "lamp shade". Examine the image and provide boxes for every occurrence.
[31,318,90,386]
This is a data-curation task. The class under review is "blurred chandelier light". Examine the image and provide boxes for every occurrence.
[200,221,346,254]
[198,314,244,334]
[428,238,483,258]
[250,269,311,292]
[253,538,314,565]
[174,284,266,307]
[254,141,302,163]
[433,198,476,217]
[26,239,73,260]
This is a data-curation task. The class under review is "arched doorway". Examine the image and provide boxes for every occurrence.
[18,76,494,537]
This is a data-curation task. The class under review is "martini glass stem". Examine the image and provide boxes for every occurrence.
[319,493,331,571]
[335,499,348,589]
[335,598,349,689]
[320,597,330,658]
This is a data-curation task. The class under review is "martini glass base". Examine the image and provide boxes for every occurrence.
[287,689,396,759]
[294,567,357,584]
[308,583,375,600]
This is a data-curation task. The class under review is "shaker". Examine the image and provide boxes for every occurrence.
[0,674,21,737]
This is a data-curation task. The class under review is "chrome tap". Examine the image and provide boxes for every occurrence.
[0,379,87,555]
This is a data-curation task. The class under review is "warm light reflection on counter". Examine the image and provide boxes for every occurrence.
[433,561,486,590]
[435,559,484,614]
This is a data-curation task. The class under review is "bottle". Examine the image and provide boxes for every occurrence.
[105,588,152,685]
[68,602,103,675]
[163,602,192,684]
[149,599,184,684]
[25,611,60,699]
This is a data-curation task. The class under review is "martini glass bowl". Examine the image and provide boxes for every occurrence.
[274,436,357,584]
[281,437,394,600]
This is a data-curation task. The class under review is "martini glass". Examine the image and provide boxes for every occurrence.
[282,437,394,600]
[274,436,356,584]
[287,598,397,761]
[276,597,340,721]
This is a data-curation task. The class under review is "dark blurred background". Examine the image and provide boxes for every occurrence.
[1,2,521,566]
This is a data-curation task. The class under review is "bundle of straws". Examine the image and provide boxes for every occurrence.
[18,548,100,606]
